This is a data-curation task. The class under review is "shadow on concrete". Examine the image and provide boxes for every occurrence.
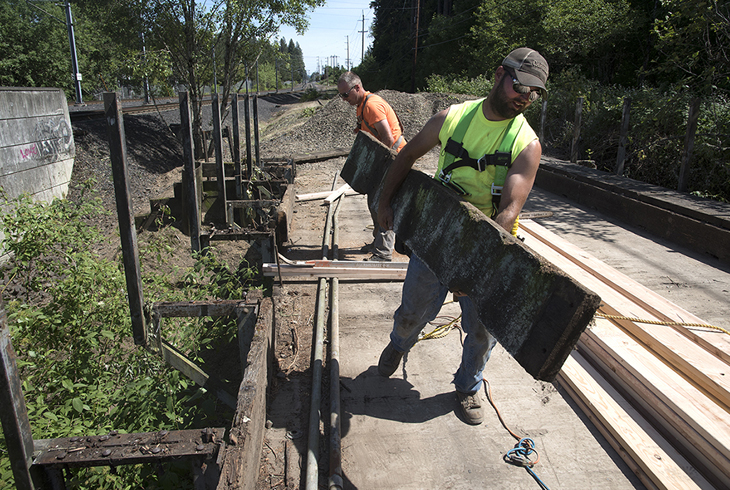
[340,366,456,438]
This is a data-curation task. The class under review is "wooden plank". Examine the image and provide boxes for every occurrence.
[581,318,730,487]
[263,261,407,280]
[556,373,661,490]
[520,220,730,363]
[296,188,360,201]
[218,297,274,489]
[161,341,236,409]
[325,184,353,203]
[520,228,730,412]
[33,428,224,467]
[557,352,714,490]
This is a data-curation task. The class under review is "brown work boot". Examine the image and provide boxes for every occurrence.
[456,391,484,425]
[377,342,404,377]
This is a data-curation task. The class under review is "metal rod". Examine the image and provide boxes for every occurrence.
[305,176,339,490]
[305,274,327,490]
[328,195,344,490]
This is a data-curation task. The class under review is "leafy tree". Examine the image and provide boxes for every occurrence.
[0,0,69,90]
[142,0,324,157]
[653,0,730,94]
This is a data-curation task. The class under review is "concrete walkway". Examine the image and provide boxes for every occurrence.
[331,193,644,490]
[266,152,730,489]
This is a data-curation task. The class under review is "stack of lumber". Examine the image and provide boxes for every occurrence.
[519,220,730,490]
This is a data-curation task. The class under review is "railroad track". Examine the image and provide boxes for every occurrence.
[69,101,181,122]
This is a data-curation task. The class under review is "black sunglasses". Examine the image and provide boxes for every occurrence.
[339,85,356,99]
[504,69,541,102]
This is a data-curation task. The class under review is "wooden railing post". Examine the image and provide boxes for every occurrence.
[571,97,584,163]
[232,93,242,200]
[0,303,42,489]
[615,97,631,175]
[179,91,201,252]
[678,98,701,193]
[540,99,547,145]
[104,92,146,345]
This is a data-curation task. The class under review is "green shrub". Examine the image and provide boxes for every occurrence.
[0,182,258,488]
[299,87,320,102]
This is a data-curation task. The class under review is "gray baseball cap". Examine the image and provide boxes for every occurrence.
[502,48,549,99]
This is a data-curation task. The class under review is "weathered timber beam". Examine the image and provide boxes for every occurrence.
[227,200,280,209]
[152,300,255,318]
[217,297,274,490]
[340,131,601,381]
[33,428,224,468]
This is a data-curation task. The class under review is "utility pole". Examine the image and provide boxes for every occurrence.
[142,32,150,104]
[63,1,83,105]
[25,1,84,104]
[346,36,350,70]
[360,12,366,64]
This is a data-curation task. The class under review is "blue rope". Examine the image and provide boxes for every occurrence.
[504,438,551,490]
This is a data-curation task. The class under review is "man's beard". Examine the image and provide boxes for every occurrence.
[489,77,529,119]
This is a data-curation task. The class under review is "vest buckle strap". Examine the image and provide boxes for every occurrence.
[491,183,503,196]
[438,169,451,183]
[475,155,488,172]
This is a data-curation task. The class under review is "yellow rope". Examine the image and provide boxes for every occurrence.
[419,315,462,341]
[596,313,729,336]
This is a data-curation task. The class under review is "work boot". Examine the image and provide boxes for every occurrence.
[365,253,391,262]
[377,342,404,377]
[456,391,484,425]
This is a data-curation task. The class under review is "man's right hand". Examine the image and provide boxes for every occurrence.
[378,202,394,231]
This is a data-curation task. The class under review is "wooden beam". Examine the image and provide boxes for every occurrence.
[520,220,730,362]
[263,260,408,280]
[153,300,253,318]
[519,224,730,412]
[557,352,714,490]
[1,305,42,489]
[217,297,274,489]
[579,319,730,488]
[104,92,146,346]
[33,428,224,468]
[297,188,360,202]
[341,131,601,381]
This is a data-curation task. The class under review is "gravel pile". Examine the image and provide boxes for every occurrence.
[260,90,475,156]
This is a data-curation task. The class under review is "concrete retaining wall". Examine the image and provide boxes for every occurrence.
[0,87,75,203]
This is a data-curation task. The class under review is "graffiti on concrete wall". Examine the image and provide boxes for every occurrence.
[19,144,40,160]
[18,117,74,162]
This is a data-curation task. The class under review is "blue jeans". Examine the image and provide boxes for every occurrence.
[389,254,497,394]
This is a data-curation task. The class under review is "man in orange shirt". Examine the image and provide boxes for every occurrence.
[338,71,405,261]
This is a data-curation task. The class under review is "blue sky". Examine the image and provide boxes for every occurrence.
[277,0,375,75]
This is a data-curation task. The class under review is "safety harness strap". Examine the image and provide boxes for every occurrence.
[438,100,524,209]
[358,94,406,149]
